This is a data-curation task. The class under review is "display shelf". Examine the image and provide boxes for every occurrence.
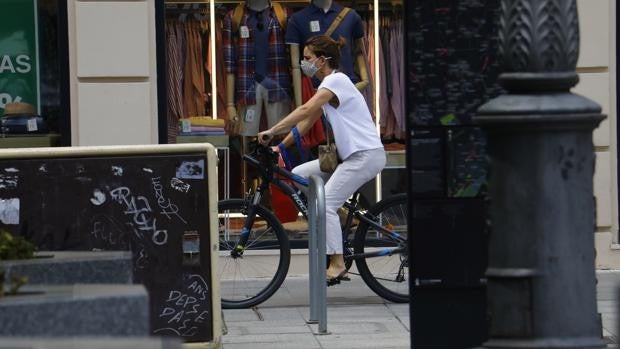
[0,134,61,148]
[386,150,405,169]
[176,134,229,147]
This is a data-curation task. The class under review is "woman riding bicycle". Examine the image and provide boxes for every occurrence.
[258,34,386,284]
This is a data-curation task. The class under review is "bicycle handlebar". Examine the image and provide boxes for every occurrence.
[242,143,278,170]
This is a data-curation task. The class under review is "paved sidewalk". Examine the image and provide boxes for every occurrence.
[222,275,409,349]
[222,271,620,348]
[597,270,619,345]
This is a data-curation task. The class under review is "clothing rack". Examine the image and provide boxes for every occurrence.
[164,0,401,5]
[165,0,313,4]
[166,8,209,14]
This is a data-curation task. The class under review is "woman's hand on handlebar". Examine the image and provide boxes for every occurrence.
[257,129,274,146]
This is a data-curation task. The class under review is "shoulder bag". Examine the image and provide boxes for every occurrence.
[318,117,340,173]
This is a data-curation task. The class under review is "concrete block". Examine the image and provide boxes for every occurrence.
[0,337,182,349]
[0,284,149,336]
[0,251,133,285]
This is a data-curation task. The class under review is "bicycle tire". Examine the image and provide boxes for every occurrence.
[218,199,290,309]
[354,193,409,303]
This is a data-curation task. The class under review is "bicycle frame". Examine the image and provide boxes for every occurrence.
[220,146,409,307]
[239,147,407,260]
[243,151,311,218]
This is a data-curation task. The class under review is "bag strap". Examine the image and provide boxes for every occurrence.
[323,114,334,146]
[272,2,287,31]
[325,7,350,37]
[232,3,245,33]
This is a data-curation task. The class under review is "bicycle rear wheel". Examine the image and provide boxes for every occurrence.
[354,193,409,303]
[218,199,290,309]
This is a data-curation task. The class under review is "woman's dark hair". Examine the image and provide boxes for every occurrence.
[305,35,346,69]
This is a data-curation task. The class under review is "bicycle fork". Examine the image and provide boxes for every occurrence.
[230,190,263,258]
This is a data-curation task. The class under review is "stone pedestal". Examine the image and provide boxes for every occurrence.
[0,251,133,285]
[0,284,149,336]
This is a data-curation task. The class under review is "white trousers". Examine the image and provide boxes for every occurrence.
[292,147,386,254]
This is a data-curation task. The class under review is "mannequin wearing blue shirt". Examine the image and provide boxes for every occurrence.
[286,0,369,108]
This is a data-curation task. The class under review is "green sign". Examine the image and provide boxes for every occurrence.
[0,0,39,116]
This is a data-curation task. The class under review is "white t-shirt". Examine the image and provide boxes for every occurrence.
[318,71,383,160]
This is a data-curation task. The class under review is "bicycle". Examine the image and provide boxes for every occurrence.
[218,144,409,309]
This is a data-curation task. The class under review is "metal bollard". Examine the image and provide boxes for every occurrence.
[307,175,328,334]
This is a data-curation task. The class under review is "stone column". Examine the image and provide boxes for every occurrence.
[474,0,606,348]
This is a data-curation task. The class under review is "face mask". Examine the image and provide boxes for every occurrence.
[300,58,320,78]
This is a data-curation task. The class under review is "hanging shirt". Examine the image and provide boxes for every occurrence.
[223,5,290,106]
[319,71,383,160]
[285,2,365,86]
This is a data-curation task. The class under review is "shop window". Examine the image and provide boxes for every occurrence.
[157,0,406,236]
[0,0,70,146]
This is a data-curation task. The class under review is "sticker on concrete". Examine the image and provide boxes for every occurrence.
[0,174,18,189]
[176,160,204,179]
[90,189,106,206]
[170,178,190,193]
[111,166,124,176]
[0,198,19,224]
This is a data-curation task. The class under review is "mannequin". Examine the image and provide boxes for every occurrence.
[224,0,291,137]
[286,0,369,108]
[223,0,291,192]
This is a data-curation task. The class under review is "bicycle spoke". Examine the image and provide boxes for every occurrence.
[218,199,290,309]
[354,194,409,303]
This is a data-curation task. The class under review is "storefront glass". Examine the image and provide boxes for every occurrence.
[0,0,69,145]
[158,0,405,239]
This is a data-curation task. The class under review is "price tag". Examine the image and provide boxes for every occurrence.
[27,118,38,132]
[181,119,191,133]
[310,20,320,32]
[245,109,255,122]
[240,26,250,39]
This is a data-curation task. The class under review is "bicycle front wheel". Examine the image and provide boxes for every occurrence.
[354,193,409,303]
[218,199,290,309]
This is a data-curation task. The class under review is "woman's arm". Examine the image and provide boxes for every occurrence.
[278,111,322,147]
[258,87,335,145]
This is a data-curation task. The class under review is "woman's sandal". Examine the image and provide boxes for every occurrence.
[326,270,351,286]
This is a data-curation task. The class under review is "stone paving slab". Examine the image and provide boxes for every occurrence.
[222,341,321,349]
[221,332,320,348]
[255,306,305,321]
[316,334,410,349]
[226,322,313,336]
[221,271,620,348]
